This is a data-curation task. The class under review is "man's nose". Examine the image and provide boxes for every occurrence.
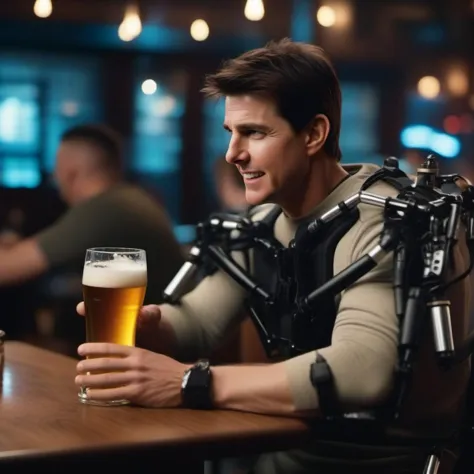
[225,136,249,164]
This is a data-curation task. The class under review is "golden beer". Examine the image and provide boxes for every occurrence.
[79,248,147,406]
[83,284,146,346]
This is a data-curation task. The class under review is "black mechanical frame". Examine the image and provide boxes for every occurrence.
[164,156,474,421]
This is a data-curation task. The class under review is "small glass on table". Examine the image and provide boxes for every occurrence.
[0,329,5,383]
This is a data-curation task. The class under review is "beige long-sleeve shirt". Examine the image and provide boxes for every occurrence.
[161,164,470,428]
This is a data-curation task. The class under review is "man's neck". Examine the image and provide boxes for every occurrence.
[281,159,349,220]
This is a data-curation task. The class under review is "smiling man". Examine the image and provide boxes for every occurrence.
[75,39,470,474]
[222,93,347,218]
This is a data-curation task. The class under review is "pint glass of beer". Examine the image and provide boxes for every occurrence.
[79,247,147,406]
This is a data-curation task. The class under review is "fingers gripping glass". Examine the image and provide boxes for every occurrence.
[78,248,147,406]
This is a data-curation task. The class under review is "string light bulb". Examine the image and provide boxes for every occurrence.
[316,6,336,27]
[244,0,265,21]
[446,67,469,97]
[417,76,440,99]
[141,79,157,95]
[33,0,53,18]
[118,2,142,42]
[190,19,209,41]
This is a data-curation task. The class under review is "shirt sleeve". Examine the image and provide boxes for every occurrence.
[285,220,398,412]
[284,185,400,412]
[160,264,248,360]
[36,200,111,267]
[161,206,275,360]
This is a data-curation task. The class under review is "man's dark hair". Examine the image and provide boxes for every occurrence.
[61,123,124,176]
[202,38,342,161]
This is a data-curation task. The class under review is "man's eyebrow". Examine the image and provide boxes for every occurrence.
[223,123,271,132]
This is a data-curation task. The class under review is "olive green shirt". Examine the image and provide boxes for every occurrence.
[36,184,184,304]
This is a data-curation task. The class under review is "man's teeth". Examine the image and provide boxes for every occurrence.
[244,172,264,179]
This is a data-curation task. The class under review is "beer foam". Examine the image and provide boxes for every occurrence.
[83,259,147,288]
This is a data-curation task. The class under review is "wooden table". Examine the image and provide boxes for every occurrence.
[0,341,311,472]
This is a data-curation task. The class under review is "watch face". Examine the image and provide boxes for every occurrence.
[181,360,212,409]
[195,360,210,370]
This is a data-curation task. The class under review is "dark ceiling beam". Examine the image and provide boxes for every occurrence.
[0,19,266,56]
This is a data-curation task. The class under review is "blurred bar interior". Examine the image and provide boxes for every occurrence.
[0,0,473,354]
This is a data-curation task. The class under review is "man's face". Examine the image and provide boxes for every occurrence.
[223,95,310,208]
[54,140,82,204]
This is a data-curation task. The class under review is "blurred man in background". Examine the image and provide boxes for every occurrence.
[0,123,184,348]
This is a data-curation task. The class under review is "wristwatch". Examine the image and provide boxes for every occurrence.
[181,359,213,409]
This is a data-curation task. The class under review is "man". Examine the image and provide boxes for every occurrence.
[0,124,184,340]
[75,41,470,473]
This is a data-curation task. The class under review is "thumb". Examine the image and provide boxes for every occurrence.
[137,304,162,327]
[76,301,85,317]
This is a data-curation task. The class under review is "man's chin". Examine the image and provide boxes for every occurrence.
[245,189,272,207]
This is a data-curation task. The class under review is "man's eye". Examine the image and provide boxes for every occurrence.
[246,130,264,137]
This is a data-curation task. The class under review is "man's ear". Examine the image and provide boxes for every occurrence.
[305,114,330,156]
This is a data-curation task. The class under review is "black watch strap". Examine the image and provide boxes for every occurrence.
[310,353,340,417]
[181,359,213,409]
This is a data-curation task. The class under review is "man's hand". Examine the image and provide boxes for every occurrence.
[75,343,190,407]
[76,302,165,352]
